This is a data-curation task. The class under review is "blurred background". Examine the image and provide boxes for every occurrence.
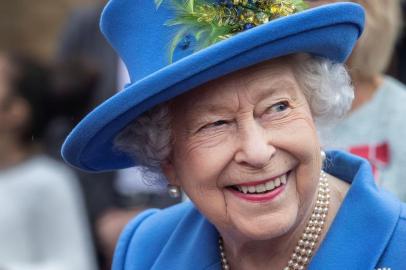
[0,0,406,270]
[0,1,180,270]
[0,0,97,61]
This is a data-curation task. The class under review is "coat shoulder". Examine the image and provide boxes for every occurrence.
[376,202,406,268]
[112,201,197,270]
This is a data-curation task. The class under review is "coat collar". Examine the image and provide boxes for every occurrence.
[151,204,221,270]
[152,151,401,269]
[309,151,401,269]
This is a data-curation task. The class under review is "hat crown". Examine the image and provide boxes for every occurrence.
[101,0,312,84]
[101,0,195,83]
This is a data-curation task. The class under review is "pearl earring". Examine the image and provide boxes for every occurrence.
[321,150,326,162]
[167,184,181,198]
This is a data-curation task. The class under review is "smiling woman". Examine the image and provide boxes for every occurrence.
[114,54,350,269]
[61,1,406,270]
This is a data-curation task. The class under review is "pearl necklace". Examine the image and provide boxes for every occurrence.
[219,170,330,270]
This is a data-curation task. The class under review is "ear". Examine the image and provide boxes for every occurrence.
[161,157,180,186]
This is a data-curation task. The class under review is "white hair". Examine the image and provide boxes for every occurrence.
[114,56,353,173]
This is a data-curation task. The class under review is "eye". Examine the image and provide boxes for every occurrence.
[198,120,229,132]
[268,101,289,113]
[211,120,228,126]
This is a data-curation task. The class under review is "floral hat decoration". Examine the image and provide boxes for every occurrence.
[62,0,364,171]
[159,0,309,61]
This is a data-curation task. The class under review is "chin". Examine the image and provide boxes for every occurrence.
[218,170,303,241]
[226,202,300,242]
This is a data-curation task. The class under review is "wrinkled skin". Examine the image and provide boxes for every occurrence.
[162,56,333,269]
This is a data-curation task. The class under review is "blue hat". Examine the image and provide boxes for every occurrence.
[62,1,364,172]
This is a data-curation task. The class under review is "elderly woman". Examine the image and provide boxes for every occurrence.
[62,1,406,269]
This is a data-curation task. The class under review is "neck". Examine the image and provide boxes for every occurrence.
[0,133,33,170]
[220,174,345,270]
[350,74,383,112]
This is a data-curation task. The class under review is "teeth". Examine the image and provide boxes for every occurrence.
[281,174,287,184]
[256,184,266,193]
[265,181,275,190]
[234,173,288,194]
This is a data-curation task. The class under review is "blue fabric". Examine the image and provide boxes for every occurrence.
[61,2,365,172]
[112,151,406,270]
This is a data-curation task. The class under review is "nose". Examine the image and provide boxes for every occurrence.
[234,121,275,169]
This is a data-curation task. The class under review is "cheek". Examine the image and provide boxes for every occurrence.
[171,137,236,225]
[268,114,321,201]
[174,136,235,186]
[268,112,319,162]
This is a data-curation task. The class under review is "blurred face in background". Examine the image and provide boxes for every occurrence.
[307,0,402,79]
[0,55,28,138]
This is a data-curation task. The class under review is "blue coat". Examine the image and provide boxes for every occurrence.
[112,151,406,270]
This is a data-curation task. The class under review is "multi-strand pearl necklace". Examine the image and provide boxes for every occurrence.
[219,170,330,270]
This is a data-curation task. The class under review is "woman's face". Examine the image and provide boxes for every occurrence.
[163,57,322,242]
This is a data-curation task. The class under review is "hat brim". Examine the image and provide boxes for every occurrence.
[62,3,364,172]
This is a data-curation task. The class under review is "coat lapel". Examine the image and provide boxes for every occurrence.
[309,152,401,269]
[204,262,222,270]
[151,205,221,270]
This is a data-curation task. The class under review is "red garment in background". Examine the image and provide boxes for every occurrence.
[349,142,390,183]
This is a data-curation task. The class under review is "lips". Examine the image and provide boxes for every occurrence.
[233,174,287,194]
[229,173,288,194]
[226,172,289,202]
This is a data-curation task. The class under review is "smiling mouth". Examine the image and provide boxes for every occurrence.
[228,172,289,195]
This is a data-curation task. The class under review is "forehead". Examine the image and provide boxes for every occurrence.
[173,56,300,109]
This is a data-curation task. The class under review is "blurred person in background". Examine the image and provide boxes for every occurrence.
[394,0,406,84]
[0,52,97,270]
[56,2,181,268]
[309,0,406,201]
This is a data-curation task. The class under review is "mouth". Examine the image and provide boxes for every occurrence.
[226,171,290,202]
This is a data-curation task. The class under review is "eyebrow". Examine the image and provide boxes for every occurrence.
[190,76,298,115]
[192,103,235,115]
[246,76,298,101]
